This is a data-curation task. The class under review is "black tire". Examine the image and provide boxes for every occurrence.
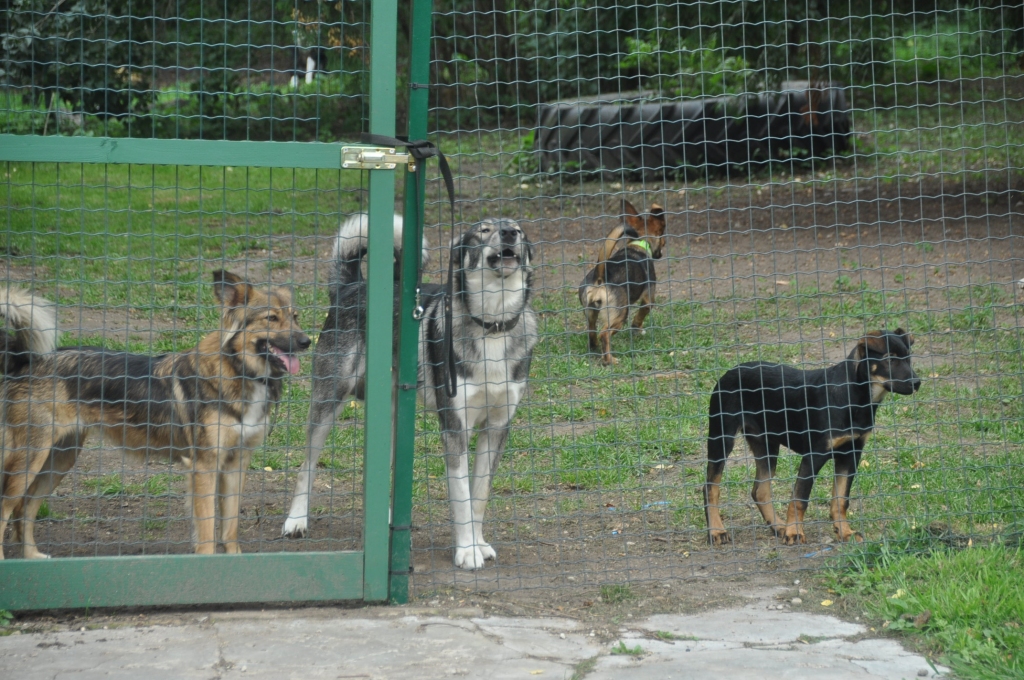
[535,81,851,178]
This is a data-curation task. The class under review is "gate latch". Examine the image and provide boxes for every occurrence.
[341,146,415,171]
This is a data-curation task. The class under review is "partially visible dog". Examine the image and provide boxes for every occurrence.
[704,329,921,546]
[578,200,666,365]
[282,213,537,570]
[0,272,310,559]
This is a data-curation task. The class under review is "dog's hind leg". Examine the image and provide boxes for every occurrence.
[598,301,629,366]
[0,444,53,560]
[283,395,346,538]
[16,432,82,559]
[705,395,738,545]
[830,448,863,543]
[782,453,829,545]
[750,438,784,538]
[585,306,601,354]
[630,285,654,333]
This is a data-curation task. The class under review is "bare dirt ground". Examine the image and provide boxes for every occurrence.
[13,175,1024,609]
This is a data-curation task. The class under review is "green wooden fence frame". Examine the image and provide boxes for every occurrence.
[0,0,427,610]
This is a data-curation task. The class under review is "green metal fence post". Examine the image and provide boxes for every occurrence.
[389,0,433,604]
[363,0,399,603]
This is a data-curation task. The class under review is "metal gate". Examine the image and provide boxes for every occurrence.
[0,0,429,608]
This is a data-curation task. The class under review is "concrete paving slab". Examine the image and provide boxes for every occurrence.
[0,593,947,680]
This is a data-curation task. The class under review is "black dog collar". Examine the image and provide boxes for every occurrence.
[470,314,521,334]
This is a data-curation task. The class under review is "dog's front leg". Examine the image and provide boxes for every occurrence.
[469,415,514,564]
[218,447,252,554]
[783,453,827,546]
[189,448,219,555]
[830,451,863,543]
[440,406,485,569]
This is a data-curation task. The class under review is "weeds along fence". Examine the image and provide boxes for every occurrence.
[2,0,1024,607]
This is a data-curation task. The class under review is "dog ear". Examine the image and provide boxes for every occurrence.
[212,270,252,308]
[894,327,915,347]
[647,203,667,236]
[855,331,888,359]
[450,230,474,269]
[621,199,643,231]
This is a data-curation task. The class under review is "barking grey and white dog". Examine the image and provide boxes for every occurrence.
[282,213,537,570]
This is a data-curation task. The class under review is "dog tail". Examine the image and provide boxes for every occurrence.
[706,377,743,464]
[331,212,429,296]
[0,285,57,374]
[594,224,628,285]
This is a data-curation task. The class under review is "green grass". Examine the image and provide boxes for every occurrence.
[80,472,182,497]
[610,641,644,656]
[2,162,362,320]
[829,540,1024,679]
[600,584,636,604]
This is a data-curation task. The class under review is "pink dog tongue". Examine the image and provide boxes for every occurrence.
[271,346,301,375]
[282,354,300,375]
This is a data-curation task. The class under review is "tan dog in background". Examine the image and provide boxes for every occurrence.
[578,200,666,365]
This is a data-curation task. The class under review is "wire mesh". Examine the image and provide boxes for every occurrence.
[411,1,1024,598]
[2,0,1023,605]
[1,1,373,557]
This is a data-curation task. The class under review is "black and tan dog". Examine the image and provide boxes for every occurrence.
[578,200,666,365]
[704,329,920,546]
[0,271,310,559]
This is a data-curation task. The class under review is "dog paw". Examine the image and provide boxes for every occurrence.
[281,516,309,539]
[25,550,51,559]
[782,531,806,546]
[841,531,864,543]
[478,542,497,561]
[708,530,731,546]
[454,546,493,570]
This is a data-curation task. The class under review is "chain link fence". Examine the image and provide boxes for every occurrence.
[410,1,1024,598]
[2,0,1024,606]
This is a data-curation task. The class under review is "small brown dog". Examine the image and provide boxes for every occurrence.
[578,200,666,365]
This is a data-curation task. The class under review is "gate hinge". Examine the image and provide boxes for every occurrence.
[341,146,416,171]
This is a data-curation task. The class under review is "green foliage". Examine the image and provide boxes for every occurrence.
[620,34,754,98]
[503,130,539,177]
[1,0,368,141]
[0,609,13,627]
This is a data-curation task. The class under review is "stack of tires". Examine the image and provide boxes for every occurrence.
[534,81,851,178]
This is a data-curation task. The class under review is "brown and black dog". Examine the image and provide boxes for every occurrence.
[0,271,310,559]
[704,329,920,546]
[578,200,666,365]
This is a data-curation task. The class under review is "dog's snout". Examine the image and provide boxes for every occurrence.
[911,377,922,392]
[500,225,518,243]
[294,333,312,352]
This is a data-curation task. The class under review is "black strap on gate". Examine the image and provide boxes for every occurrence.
[359,133,459,398]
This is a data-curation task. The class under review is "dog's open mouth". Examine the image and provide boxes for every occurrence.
[487,247,521,269]
[267,343,301,375]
